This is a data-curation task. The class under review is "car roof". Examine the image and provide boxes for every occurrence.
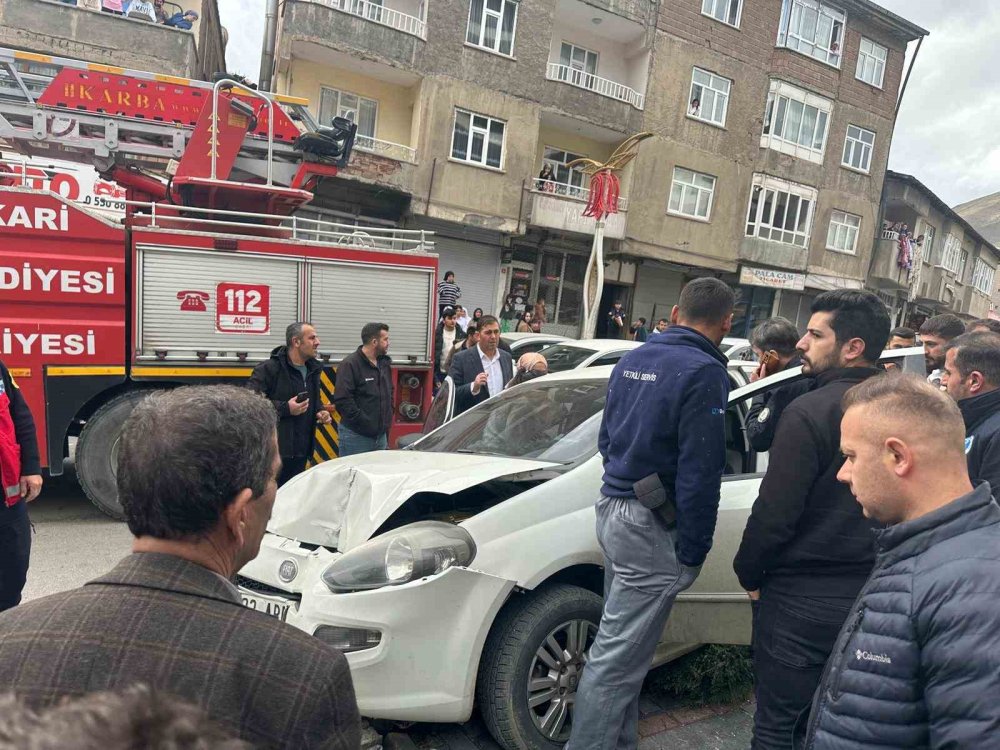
[544,339,642,353]
[502,332,569,342]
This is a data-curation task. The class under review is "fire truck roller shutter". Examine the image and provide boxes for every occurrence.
[431,235,503,320]
[307,262,434,365]
[136,246,300,363]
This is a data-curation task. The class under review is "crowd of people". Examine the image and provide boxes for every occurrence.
[567,283,1000,750]
[2,273,1000,748]
[59,0,200,29]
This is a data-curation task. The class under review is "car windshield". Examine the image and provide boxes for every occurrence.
[541,344,597,373]
[412,380,606,463]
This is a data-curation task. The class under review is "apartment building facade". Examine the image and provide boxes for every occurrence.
[271,0,925,336]
[868,171,1000,329]
[0,0,226,78]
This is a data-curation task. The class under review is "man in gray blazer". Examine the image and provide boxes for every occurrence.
[0,386,360,750]
[448,315,514,415]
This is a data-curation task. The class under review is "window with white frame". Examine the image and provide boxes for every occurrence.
[826,210,861,254]
[922,224,936,263]
[451,109,505,169]
[557,42,599,89]
[541,146,588,198]
[777,0,845,68]
[701,0,742,27]
[761,80,832,163]
[319,87,377,139]
[466,0,518,56]
[973,258,997,295]
[668,167,716,220]
[856,37,887,88]
[940,234,962,273]
[689,68,731,127]
[745,174,817,247]
[842,125,875,173]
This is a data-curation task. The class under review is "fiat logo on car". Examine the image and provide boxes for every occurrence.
[278,559,298,583]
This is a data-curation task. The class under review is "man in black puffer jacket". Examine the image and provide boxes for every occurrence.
[803,374,1000,749]
[941,332,1000,492]
[734,290,890,750]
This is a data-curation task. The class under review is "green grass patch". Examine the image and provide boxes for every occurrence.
[647,645,753,706]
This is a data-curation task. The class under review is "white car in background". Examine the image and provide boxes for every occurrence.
[501,332,569,356]
[536,338,641,372]
[239,348,925,750]
[722,336,754,361]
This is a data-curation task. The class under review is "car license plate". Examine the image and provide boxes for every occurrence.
[239,588,291,622]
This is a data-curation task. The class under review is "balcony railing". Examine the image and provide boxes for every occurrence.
[531,178,628,211]
[355,134,417,163]
[545,62,644,110]
[881,228,899,241]
[307,0,426,39]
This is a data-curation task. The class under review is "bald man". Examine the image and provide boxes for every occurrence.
[803,374,1000,749]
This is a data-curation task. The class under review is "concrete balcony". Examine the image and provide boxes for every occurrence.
[545,63,644,110]
[0,0,219,77]
[280,0,425,70]
[869,231,912,291]
[913,265,958,307]
[526,180,627,239]
[299,0,425,39]
[355,134,416,163]
[961,285,992,319]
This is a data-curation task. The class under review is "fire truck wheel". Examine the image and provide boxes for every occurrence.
[77,390,154,521]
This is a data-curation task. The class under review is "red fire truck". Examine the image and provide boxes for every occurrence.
[0,48,438,519]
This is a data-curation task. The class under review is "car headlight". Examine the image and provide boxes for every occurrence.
[321,521,476,592]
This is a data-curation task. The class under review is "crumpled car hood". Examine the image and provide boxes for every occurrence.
[268,451,560,551]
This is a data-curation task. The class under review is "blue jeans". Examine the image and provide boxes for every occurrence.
[338,424,388,457]
[567,495,701,750]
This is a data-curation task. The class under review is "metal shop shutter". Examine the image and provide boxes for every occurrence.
[136,246,300,362]
[432,235,502,316]
[308,261,434,365]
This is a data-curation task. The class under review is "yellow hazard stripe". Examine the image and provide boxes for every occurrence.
[48,366,126,376]
[14,51,53,64]
[155,74,193,86]
[131,366,253,378]
[87,62,126,75]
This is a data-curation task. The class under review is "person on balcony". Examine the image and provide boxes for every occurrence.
[164,8,199,28]
[537,163,556,193]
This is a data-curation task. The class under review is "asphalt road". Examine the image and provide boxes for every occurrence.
[20,461,133,604]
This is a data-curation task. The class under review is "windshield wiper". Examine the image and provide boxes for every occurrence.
[455,448,513,458]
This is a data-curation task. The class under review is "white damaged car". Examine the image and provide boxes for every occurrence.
[238,348,926,750]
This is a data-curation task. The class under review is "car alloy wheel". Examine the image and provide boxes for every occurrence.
[526,617,597,741]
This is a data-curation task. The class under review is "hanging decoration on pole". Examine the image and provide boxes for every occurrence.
[567,132,653,339]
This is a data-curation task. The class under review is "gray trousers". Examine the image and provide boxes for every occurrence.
[567,495,701,750]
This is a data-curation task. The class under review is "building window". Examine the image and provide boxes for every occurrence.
[856,37,887,88]
[451,109,505,169]
[940,234,962,273]
[466,0,518,56]
[701,0,741,27]
[826,210,861,254]
[557,42,599,88]
[745,174,817,248]
[761,80,832,163]
[960,249,970,282]
[319,87,377,139]
[973,258,997,296]
[842,125,875,173]
[540,146,588,199]
[688,68,731,127]
[668,167,716,220]
[777,0,845,69]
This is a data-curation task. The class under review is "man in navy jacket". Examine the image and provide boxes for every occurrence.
[567,278,735,750]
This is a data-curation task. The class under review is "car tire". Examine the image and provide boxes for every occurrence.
[477,583,603,750]
[76,390,153,520]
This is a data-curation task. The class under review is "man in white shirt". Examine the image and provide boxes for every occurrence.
[448,316,514,415]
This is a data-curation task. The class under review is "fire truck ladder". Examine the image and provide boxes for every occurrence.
[0,48,351,190]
